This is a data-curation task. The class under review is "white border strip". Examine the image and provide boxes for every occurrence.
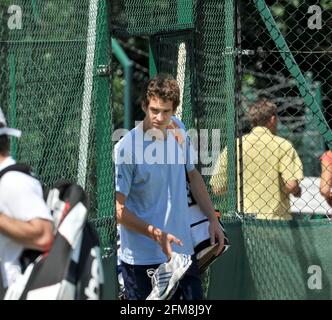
[77,0,99,188]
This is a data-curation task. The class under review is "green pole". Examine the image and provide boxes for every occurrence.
[9,53,17,159]
[313,80,325,151]
[31,0,40,23]
[95,0,114,258]
[149,42,157,78]
[124,66,133,130]
[314,81,322,108]
[225,0,236,213]
[254,0,332,150]
[112,38,133,130]
[97,0,119,300]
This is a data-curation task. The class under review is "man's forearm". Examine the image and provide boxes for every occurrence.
[0,213,53,251]
[116,202,160,241]
[116,193,183,257]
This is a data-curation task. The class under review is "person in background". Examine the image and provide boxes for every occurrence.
[0,108,53,293]
[320,150,332,207]
[210,98,304,220]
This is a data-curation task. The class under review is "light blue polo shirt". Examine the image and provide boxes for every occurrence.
[115,118,196,265]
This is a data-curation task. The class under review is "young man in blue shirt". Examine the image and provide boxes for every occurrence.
[115,74,224,300]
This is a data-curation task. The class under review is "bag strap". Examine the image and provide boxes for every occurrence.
[0,164,48,199]
[167,119,198,206]
[168,120,223,219]
[0,164,33,180]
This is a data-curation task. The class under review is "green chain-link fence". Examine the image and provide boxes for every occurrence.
[234,0,332,220]
[2,0,332,300]
[208,0,332,299]
[112,0,237,217]
[0,0,116,298]
[111,0,332,299]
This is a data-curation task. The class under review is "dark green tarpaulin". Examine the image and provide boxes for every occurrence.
[208,219,332,299]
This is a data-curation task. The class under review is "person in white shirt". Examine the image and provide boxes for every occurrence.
[0,109,53,290]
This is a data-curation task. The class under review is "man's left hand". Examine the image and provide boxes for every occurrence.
[208,218,225,256]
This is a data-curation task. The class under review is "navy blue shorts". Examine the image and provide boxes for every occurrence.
[121,255,203,300]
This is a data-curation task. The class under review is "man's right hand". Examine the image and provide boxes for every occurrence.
[324,192,332,207]
[117,193,184,260]
[151,227,183,260]
[283,180,302,198]
[293,186,302,198]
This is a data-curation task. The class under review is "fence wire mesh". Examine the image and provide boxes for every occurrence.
[0,0,115,255]
[2,0,332,300]
[111,0,332,299]
[111,0,237,216]
[210,0,332,300]
[234,0,332,220]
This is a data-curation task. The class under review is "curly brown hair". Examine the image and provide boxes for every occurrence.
[248,98,277,127]
[141,73,180,112]
[0,123,10,156]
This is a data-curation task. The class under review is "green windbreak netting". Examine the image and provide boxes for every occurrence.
[3,0,332,300]
[208,219,332,299]
[111,0,332,299]
[194,0,236,218]
[150,32,195,135]
[111,0,196,36]
[207,0,332,299]
[146,1,236,218]
[0,0,114,255]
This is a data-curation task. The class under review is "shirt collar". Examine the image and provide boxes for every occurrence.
[136,121,169,141]
[251,126,273,135]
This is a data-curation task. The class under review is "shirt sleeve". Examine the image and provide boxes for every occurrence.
[210,147,228,191]
[1,172,52,222]
[114,141,135,197]
[279,143,304,182]
[115,163,134,198]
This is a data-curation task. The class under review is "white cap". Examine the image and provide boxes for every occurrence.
[0,107,21,138]
[0,107,7,125]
